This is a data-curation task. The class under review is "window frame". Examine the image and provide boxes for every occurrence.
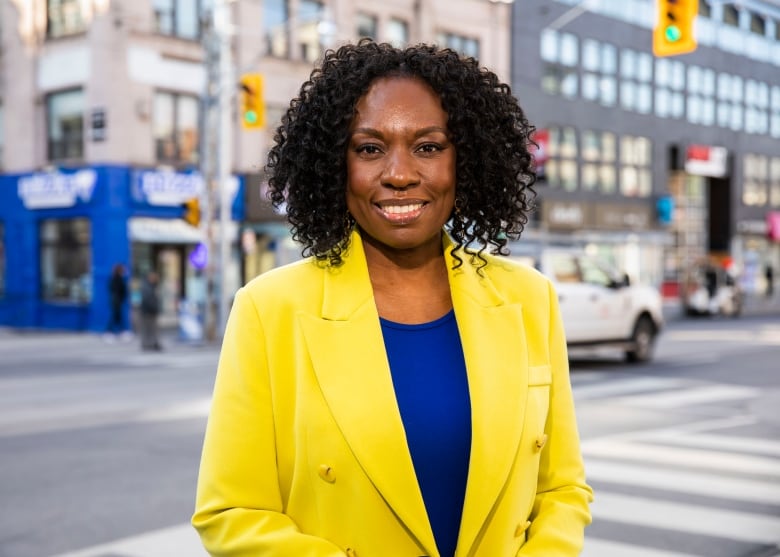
[46,88,85,163]
[39,218,92,304]
[47,0,86,39]
[153,90,201,166]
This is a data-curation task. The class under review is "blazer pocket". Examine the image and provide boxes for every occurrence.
[528,365,552,387]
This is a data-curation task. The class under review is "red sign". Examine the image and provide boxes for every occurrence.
[768,212,780,242]
[684,144,728,177]
[530,129,550,170]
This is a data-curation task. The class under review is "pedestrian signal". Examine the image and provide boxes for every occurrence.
[183,197,201,227]
[653,0,698,57]
[239,73,265,129]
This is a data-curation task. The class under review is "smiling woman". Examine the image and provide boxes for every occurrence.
[193,39,593,557]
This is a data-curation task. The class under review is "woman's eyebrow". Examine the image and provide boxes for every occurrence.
[350,126,449,138]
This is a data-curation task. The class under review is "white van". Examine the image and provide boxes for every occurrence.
[505,245,664,363]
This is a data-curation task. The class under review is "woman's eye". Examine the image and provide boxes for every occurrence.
[356,144,382,155]
[417,143,442,153]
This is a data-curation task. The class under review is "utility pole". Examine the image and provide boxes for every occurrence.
[200,10,219,342]
[214,0,234,337]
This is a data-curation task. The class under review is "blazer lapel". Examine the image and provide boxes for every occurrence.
[299,232,437,555]
[444,240,529,556]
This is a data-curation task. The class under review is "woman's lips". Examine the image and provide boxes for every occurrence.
[375,201,427,224]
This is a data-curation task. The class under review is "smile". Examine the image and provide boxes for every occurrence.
[376,202,427,223]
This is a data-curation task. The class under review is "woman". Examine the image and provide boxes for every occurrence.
[193,40,592,557]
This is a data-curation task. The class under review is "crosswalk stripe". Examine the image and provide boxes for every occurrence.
[582,439,780,478]
[645,431,780,457]
[613,384,759,408]
[586,458,780,505]
[591,491,780,545]
[581,537,699,557]
[49,523,208,557]
[573,376,690,401]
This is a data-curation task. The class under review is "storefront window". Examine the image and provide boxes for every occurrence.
[0,222,5,299]
[771,158,780,208]
[47,0,85,38]
[154,91,199,165]
[47,89,84,162]
[40,218,92,303]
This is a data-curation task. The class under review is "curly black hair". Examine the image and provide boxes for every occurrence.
[266,39,537,268]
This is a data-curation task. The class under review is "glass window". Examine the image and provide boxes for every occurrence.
[152,0,205,40]
[583,74,599,101]
[621,81,636,111]
[731,75,743,102]
[356,12,377,39]
[264,0,289,57]
[670,61,685,91]
[636,53,653,82]
[540,29,559,62]
[47,89,84,162]
[40,218,92,303]
[583,40,600,71]
[620,49,636,79]
[600,77,616,106]
[387,18,408,48]
[701,69,715,96]
[601,43,616,74]
[154,91,199,165]
[47,0,84,38]
[723,4,740,27]
[655,88,670,118]
[771,158,780,207]
[437,32,479,58]
[699,0,711,17]
[655,59,671,87]
[637,84,652,114]
[717,73,731,99]
[620,135,652,197]
[560,33,578,66]
[688,66,702,94]
[298,0,325,62]
[545,126,578,191]
[750,13,766,35]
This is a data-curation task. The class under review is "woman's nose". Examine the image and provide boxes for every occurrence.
[380,149,419,189]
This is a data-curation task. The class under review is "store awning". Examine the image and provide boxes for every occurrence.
[128,217,203,244]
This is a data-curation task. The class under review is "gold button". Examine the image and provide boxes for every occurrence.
[534,434,548,452]
[345,548,357,557]
[515,520,531,537]
[318,464,336,483]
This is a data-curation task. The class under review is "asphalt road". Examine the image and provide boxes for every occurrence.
[0,314,778,557]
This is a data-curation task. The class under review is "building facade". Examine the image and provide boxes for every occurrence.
[511,0,780,301]
[0,0,513,331]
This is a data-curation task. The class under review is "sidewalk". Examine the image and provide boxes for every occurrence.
[663,292,780,323]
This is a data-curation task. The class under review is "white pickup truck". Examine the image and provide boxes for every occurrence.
[506,245,664,363]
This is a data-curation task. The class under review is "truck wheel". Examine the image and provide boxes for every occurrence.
[626,316,656,363]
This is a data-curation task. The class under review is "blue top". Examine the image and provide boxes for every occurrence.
[380,310,472,557]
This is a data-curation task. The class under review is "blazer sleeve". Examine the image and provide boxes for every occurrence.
[517,280,594,556]
[192,287,346,557]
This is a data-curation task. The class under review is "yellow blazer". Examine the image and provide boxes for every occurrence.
[193,231,593,557]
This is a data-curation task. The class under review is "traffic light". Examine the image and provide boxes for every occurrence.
[239,73,265,129]
[183,197,201,227]
[653,0,698,57]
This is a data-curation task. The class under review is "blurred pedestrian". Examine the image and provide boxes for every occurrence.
[766,263,774,298]
[139,270,162,351]
[104,263,130,342]
[193,40,592,556]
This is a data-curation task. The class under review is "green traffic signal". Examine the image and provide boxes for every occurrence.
[664,24,682,42]
[244,110,258,124]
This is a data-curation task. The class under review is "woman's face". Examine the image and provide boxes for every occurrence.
[346,76,456,257]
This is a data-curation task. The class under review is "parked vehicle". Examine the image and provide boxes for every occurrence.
[505,245,664,363]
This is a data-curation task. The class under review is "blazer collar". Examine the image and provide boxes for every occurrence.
[302,230,528,557]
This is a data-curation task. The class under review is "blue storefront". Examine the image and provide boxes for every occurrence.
[0,165,243,332]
